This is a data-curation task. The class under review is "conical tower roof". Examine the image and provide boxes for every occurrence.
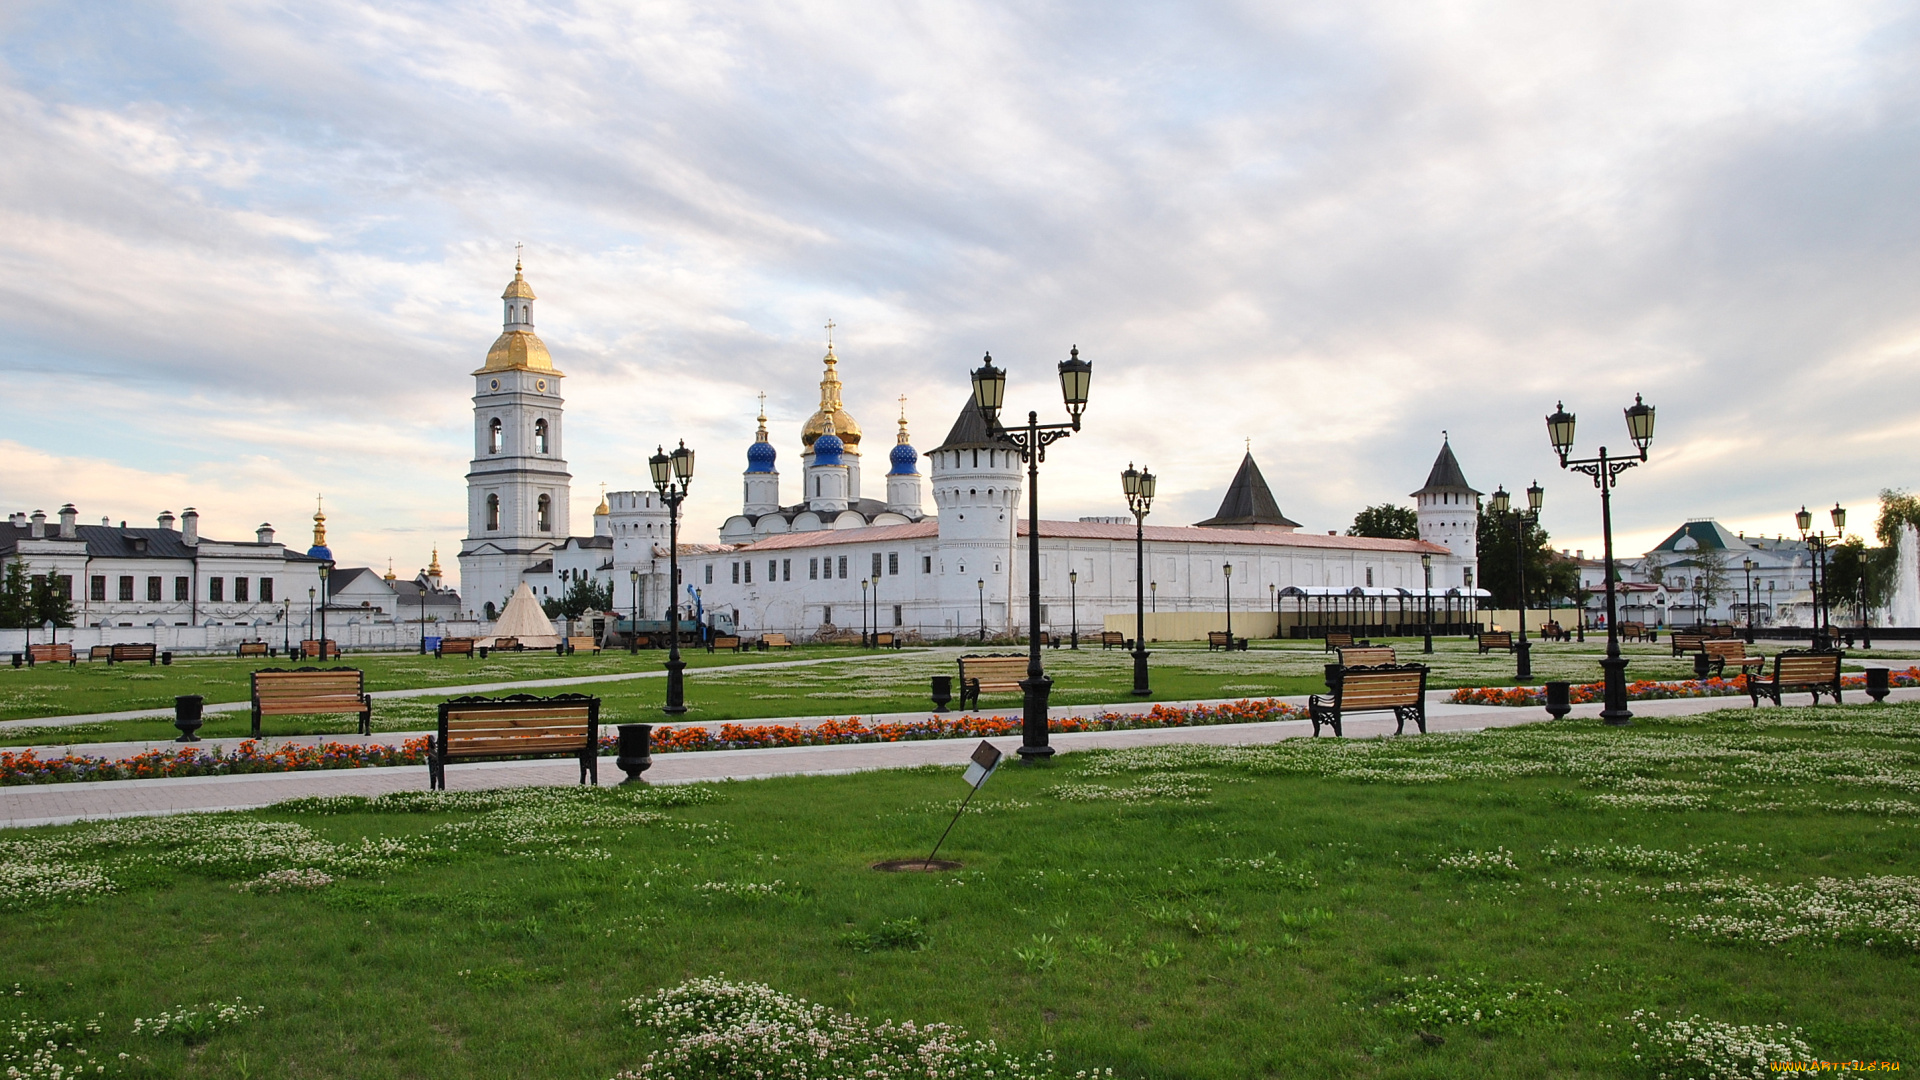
[1411,440,1480,497]
[1195,453,1300,530]
[933,395,1000,452]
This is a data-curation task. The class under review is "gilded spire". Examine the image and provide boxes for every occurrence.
[311,495,327,547]
[594,482,610,516]
[384,558,396,581]
[428,545,442,578]
[755,392,770,444]
[801,322,861,449]
[897,394,911,445]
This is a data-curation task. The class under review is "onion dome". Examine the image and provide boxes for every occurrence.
[594,484,611,516]
[746,397,777,473]
[799,341,861,450]
[813,415,845,466]
[306,497,333,561]
[888,405,917,475]
[473,258,561,375]
[384,559,397,581]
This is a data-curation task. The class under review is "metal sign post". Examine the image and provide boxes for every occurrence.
[925,741,1002,865]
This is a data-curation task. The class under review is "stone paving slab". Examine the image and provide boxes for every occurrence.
[5,686,1898,829]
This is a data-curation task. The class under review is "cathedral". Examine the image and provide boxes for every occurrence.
[457,261,1481,634]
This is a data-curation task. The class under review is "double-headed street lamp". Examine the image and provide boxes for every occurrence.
[1489,480,1544,680]
[1547,394,1657,726]
[649,441,695,714]
[1795,502,1845,650]
[1421,553,1434,654]
[971,347,1093,761]
[628,569,641,654]
[1742,557,1756,645]
[1122,463,1156,696]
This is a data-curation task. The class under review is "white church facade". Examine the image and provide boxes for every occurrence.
[453,262,1481,639]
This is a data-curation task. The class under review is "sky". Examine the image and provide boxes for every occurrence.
[2,0,1917,588]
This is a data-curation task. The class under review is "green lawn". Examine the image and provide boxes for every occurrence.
[3,704,1916,1077]
[6,638,1914,749]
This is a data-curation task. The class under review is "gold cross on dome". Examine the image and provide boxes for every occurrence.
[825,319,836,348]
[899,394,908,420]
[757,391,767,421]
[515,241,524,270]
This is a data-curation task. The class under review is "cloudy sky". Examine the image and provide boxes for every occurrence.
[3,1,1916,585]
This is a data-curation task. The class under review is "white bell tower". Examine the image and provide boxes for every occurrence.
[1412,436,1480,587]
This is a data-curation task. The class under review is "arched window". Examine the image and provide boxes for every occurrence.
[484,601,497,620]
[537,494,552,532]
[486,494,500,530]
[534,419,549,454]
[488,419,503,454]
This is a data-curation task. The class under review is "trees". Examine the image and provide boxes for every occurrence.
[542,574,613,625]
[1348,504,1418,540]
[0,560,29,629]
[1476,511,1580,610]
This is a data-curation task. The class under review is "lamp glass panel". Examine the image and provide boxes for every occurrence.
[1831,503,1846,530]
[1796,506,1813,533]
[1526,482,1544,513]
[1121,465,1140,496]
[1057,351,1091,410]
[1490,488,1510,514]
[649,449,672,488]
[1625,395,1656,449]
[1140,471,1156,500]
[671,442,694,480]
[1546,403,1576,454]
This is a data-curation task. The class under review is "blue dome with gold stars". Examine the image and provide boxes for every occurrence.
[888,441,917,475]
[746,439,776,473]
[813,431,844,466]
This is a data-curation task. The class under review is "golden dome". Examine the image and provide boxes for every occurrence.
[501,264,537,301]
[475,330,558,374]
[594,483,610,516]
[800,344,861,450]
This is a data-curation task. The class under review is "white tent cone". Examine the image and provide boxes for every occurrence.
[484,582,563,647]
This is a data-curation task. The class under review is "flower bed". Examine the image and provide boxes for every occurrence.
[0,699,1302,786]
[1446,666,1920,708]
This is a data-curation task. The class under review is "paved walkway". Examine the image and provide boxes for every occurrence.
[7,686,1908,829]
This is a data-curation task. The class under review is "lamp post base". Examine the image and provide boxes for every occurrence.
[1516,639,1532,681]
[1017,675,1054,761]
[1130,647,1151,697]
[663,656,688,715]
[1599,655,1632,726]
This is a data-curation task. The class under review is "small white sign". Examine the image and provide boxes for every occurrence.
[961,740,1002,789]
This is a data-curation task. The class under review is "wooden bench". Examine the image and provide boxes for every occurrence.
[1207,631,1249,651]
[429,693,600,790]
[1705,624,1738,639]
[250,668,372,738]
[1337,645,1398,667]
[109,643,157,665]
[1619,621,1655,643]
[1748,650,1843,707]
[299,639,341,660]
[1323,632,1355,652]
[566,635,601,655]
[436,637,477,659]
[762,633,794,650]
[237,641,270,658]
[1477,631,1514,654]
[1100,630,1127,650]
[26,643,74,667]
[89,645,113,662]
[707,634,743,653]
[1700,639,1765,679]
[1309,663,1429,737]
[1539,621,1568,642]
[1035,631,1058,649]
[957,654,1029,710]
[1669,632,1707,657]
[873,631,900,649]
[493,637,521,652]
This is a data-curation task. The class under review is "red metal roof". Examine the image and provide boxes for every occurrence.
[732,519,1448,555]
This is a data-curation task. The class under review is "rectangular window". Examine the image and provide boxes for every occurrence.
[235,577,250,602]
[174,577,189,602]
[54,575,71,600]
[118,576,134,601]
[209,577,224,602]
[872,553,883,578]
[888,553,899,575]
[768,561,777,582]
[705,565,714,585]
[92,576,107,602]
[147,576,162,602]
[893,604,902,627]
[837,555,848,579]
[923,556,932,574]
[809,558,818,580]
[823,605,832,624]
[674,567,683,585]
[744,562,752,584]
[781,559,790,582]
[259,578,273,603]
[1463,568,1474,588]
[731,563,740,584]
[1365,567,1373,587]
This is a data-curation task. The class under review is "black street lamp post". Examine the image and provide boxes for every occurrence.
[1489,481,1543,681]
[649,441,695,714]
[281,599,291,657]
[977,578,986,641]
[629,570,641,654]
[1269,582,1277,637]
[318,563,331,660]
[1150,581,1156,612]
[1742,557,1756,644]
[872,573,882,643]
[1693,581,1705,629]
[971,347,1092,762]
[418,574,428,655]
[1421,553,1434,654]
[1067,570,1078,649]
[1223,562,1233,641]
[1122,463,1156,696]
[1547,394,1658,726]
[1796,503,1845,651]
[861,578,871,647]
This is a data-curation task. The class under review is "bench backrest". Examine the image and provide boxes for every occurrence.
[874,632,895,645]
[1339,646,1397,667]
[1671,633,1706,651]
[1480,631,1511,645]
[1773,652,1841,684]
[440,638,476,653]
[438,694,599,757]
[112,643,156,658]
[28,643,71,661]
[1102,631,1126,643]
[566,636,597,649]
[1337,667,1426,709]
[764,633,791,646]
[238,642,269,655]
[1706,625,1737,638]
[1325,632,1354,647]
[958,654,1028,689]
[90,645,113,659]
[494,637,520,650]
[1620,622,1645,635]
[252,668,367,715]
[713,635,740,647]
[1702,640,1752,660]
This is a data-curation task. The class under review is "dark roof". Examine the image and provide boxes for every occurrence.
[1650,520,1750,553]
[0,522,320,561]
[1194,453,1301,528]
[388,578,462,604]
[933,395,1000,452]
[525,559,555,574]
[325,567,382,592]
[556,535,612,550]
[1410,441,1480,496]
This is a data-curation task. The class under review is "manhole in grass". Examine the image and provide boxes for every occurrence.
[871,859,962,873]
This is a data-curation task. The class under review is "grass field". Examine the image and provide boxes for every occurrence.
[8,637,1909,749]
[3,703,1916,1077]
